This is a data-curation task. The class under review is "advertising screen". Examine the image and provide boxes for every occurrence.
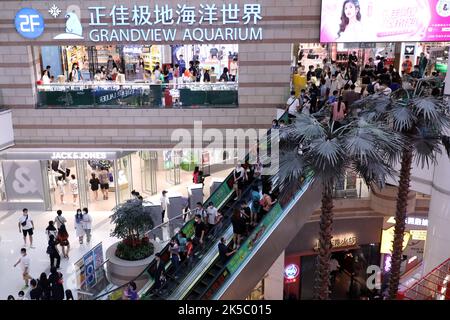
[320,0,450,43]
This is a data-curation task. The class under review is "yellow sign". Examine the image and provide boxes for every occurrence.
[380,226,410,254]
[410,229,427,241]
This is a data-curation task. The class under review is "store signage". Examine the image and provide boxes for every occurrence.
[88,4,263,42]
[386,216,428,227]
[14,8,45,39]
[314,234,357,250]
[284,264,300,283]
[380,226,411,254]
[51,152,107,160]
[404,45,416,55]
[410,229,428,241]
[320,0,450,43]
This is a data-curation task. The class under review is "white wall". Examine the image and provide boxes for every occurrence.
[0,109,14,150]
[263,251,285,300]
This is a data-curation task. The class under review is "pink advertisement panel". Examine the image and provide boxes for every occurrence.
[320,0,450,42]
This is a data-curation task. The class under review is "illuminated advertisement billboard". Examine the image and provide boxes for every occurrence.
[320,0,450,43]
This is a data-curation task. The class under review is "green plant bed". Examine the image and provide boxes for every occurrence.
[115,238,154,261]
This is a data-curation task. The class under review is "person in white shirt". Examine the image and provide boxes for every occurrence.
[18,208,34,248]
[82,208,93,244]
[233,162,246,200]
[56,176,65,204]
[13,248,32,288]
[229,58,238,81]
[336,69,347,92]
[160,190,170,223]
[41,70,51,84]
[75,209,85,244]
[286,91,300,117]
[206,202,218,230]
[54,210,67,230]
[69,174,79,206]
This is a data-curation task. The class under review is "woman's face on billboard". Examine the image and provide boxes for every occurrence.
[344,2,358,19]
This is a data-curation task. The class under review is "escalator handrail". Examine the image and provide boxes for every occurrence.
[210,176,314,300]
[94,111,289,300]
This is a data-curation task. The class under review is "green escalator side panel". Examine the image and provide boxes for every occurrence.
[208,182,232,208]
[226,202,283,275]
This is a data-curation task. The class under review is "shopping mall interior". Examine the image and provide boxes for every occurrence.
[0,0,450,305]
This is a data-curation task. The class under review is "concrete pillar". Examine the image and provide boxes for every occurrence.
[263,251,285,300]
[423,148,450,274]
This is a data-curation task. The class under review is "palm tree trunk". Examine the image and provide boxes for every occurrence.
[388,148,413,299]
[313,184,334,300]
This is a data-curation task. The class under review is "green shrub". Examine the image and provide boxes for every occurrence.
[115,238,154,261]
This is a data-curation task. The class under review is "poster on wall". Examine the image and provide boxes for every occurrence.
[2,161,45,201]
[320,0,450,43]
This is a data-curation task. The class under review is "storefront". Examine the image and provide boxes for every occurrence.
[0,148,234,211]
[380,215,429,280]
[37,41,240,109]
[284,217,384,300]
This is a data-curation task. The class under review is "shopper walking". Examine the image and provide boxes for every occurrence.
[54,209,67,231]
[169,239,181,277]
[82,208,93,244]
[69,174,79,206]
[56,224,70,259]
[89,173,100,201]
[160,190,170,223]
[75,209,85,244]
[48,267,64,300]
[18,208,34,248]
[47,235,61,269]
[45,221,57,240]
[98,167,110,200]
[57,176,65,204]
[13,248,32,289]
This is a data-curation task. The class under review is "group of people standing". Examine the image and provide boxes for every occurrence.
[12,207,93,300]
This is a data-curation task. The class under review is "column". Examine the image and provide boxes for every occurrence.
[445,49,450,96]
[423,149,450,274]
[263,251,285,300]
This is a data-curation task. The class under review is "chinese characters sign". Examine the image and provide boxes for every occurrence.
[314,234,358,250]
[88,3,263,42]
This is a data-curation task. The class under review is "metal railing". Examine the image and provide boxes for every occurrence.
[400,258,450,300]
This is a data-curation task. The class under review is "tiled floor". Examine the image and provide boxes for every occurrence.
[0,167,231,300]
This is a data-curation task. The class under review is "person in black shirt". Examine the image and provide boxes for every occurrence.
[89,173,100,201]
[219,68,229,82]
[38,272,50,300]
[193,214,206,248]
[48,267,64,300]
[48,235,60,269]
[240,201,251,233]
[218,237,236,264]
[203,69,210,82]
[231,209,246,249]
[29,279,42,300]
[153,253,165,291]
[306,65,315,81]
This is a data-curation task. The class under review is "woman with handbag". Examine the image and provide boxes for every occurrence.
[56,224,70,259]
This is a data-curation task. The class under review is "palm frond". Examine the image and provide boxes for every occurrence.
[442,135,450,158]
[287,114,327,142]
[411,97,450,130]
[411,127,442,168]
[390,104,416,131]
[271,149,305,192]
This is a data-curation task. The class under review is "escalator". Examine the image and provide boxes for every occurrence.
[95,113,322,300]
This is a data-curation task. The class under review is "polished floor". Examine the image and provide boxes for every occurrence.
[0,167,231,300]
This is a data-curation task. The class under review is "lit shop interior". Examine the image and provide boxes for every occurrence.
[37,44,239,108]
[43,149,232,212]
[291,42,448,78]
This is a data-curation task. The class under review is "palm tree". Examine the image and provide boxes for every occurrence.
[272,111,402,300]
[358,79,450,299]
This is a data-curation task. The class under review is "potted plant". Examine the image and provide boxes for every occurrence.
[106,199,155,286]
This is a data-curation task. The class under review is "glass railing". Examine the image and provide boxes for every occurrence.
[36,82,238,109]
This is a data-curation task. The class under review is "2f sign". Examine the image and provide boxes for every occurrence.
[14,8,45,39]
[19,14,41,32]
